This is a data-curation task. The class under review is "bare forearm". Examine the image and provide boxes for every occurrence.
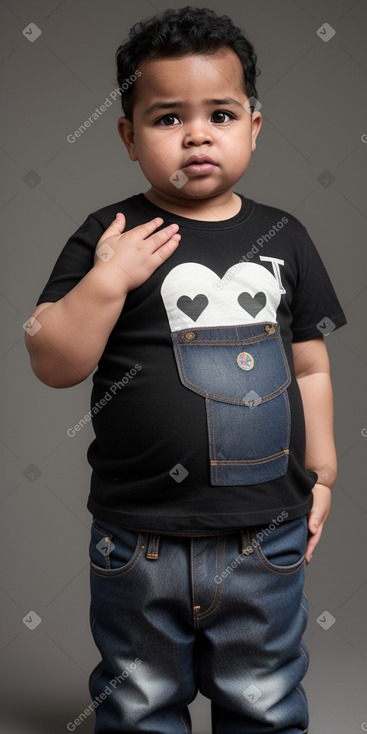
[296,371,337,488]
[25,213,181,388]
[25,267,127,388]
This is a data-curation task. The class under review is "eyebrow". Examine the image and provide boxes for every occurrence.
[144,97,244,116]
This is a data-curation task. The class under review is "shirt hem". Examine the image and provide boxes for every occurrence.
[86,495,313,534]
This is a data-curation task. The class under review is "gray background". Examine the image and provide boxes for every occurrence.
[1,0,366,732]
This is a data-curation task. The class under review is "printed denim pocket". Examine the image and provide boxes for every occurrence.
[171,322,291,486]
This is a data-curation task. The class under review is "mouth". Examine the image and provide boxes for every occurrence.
[182,156,218,175]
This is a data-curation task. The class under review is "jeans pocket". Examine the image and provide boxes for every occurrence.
[249,516,308,574]
[89,518,142,576]
[172,322,291,485]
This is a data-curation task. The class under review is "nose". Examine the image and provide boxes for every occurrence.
[183,121,213,147]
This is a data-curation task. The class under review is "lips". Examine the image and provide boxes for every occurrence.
[182,156,218,175]
[183,155,217,167]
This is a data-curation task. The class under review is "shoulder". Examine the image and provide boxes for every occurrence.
[249,199,321,264]
[251,199,308,236]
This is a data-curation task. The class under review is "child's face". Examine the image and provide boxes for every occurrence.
[118,48,261,206]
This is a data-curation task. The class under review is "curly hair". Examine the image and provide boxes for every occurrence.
[116,5,260,120]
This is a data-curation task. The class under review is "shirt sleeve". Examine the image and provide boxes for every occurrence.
[36,214,106,305]
[290,224,347,341]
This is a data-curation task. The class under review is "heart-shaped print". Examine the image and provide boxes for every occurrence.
[161,262,281,332]
[177,294,209,321]
[238,291,266,317]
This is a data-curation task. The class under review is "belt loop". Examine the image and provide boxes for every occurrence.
[240,529,254,556]
[146,534,160,560]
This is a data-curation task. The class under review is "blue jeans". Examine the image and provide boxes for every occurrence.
[89,515,309,733]
[171,323,291,485]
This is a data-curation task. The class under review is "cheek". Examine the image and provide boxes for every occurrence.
[139,133,176,169]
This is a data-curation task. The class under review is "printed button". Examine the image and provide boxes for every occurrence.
[237,352,254,371]
[184,331,196,340]
[265,324,275,334]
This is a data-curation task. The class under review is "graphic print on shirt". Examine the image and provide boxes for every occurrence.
[160,261,284,331]
[160,260,292,487]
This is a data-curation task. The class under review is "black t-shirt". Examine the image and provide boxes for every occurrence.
[36,193,347,532]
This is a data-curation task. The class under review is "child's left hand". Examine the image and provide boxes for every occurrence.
[305,483,332,563]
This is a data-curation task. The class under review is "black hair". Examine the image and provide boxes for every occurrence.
[115,5,260,121]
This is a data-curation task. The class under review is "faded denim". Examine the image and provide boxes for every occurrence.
[89,514,309,733]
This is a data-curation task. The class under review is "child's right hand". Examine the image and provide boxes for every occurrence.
[94,212,181,294]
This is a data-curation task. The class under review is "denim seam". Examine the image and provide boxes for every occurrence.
[172,321,280,345]
[194,537,226,622]
[211,449,290,466]
[90,534,144,578]
[296,685,307,703]
[175,334,278,345]
[300,601,308,615]
[207,398,217,484]
[299,644,308,673]
[190,537,225,625]
[250,530,306,575]
[175,345,290,403]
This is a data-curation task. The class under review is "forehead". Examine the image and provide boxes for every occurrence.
[134,48,246,106]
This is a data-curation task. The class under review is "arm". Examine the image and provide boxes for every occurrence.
[291,336,337,563]
[25,213,180,388]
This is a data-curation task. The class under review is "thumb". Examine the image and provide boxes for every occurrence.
[308,506,326,534]
[308,514,320,534]
[102,212,126,240]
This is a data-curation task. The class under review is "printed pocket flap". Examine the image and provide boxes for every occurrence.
[171,322,291,406]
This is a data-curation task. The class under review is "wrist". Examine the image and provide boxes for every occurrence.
[90,261,129,303]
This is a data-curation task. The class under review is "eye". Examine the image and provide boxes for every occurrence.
[211,110,235,123]
[156,114,180,126]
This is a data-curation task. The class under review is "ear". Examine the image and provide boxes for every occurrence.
[117,116,138,161]
[251,111,262,152]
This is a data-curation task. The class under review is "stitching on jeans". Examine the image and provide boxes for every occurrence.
[90,543,143,578]
[299,644,308,672]
[208,399,218,484]
[250,530,306,576]
[194,537,225,622]
[175,343,290,402]
[296,685,307,702]
[210,449,289,466]
[190,539,196,624]
[171,322,280,345]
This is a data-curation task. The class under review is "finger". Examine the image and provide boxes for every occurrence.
[151,232,181,264]
[99,212,126,242]
[136,217,168,240]
[308,504,327,536]
[148,222,180,252]
[305,525,323,563]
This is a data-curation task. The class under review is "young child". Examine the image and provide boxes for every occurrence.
[25,6,347,733]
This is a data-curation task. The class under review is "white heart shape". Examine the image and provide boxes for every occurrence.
[161,262,281,331]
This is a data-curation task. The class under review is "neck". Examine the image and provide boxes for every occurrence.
[144,189,242,221]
